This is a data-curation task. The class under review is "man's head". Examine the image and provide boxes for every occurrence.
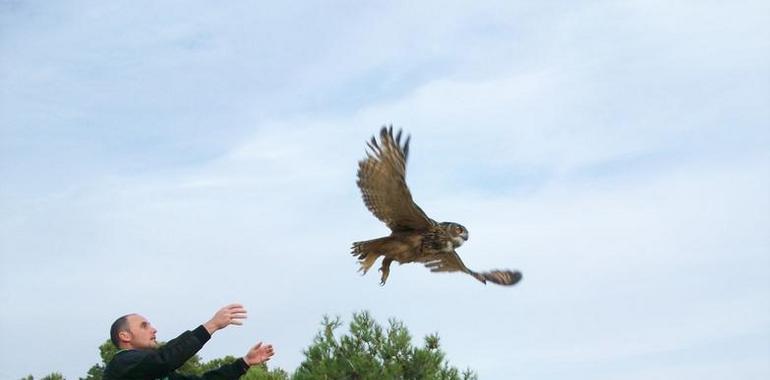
[109,314,158,350]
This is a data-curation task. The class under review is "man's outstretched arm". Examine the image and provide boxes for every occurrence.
[166,341,275,380]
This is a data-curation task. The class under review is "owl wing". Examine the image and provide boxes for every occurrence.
[357,126,436,232]
[419,251,523,286]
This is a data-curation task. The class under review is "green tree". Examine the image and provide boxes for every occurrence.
[40,373,65,380]
[80,364,104,380]
[241,364,290,380]
[79,340,117,380]
[293,311,477,380]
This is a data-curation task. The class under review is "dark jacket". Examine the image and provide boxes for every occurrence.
[104,325,249,380]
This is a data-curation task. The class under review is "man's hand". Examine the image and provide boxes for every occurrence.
[203,304,247,335]
[244,342,275,366]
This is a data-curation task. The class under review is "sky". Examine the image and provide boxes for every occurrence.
[1,0,768,379]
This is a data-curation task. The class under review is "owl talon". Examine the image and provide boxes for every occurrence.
[378,267,389,285]
[379,258,393,285]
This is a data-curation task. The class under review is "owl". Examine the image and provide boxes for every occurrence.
[352,126,523,286]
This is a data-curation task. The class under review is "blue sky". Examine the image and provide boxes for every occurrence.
[1,1,769,379]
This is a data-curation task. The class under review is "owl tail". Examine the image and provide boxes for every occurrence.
[351,237,394,274]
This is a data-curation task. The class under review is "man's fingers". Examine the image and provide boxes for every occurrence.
[244,342,274,365]
[219,304,247,324]
[226,305,247,314]
[228,310,247,325]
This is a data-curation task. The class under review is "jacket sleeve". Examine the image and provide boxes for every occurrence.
[170,358,250,380]
[108,325,212,379]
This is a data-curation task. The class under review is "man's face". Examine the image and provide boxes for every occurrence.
[122,314,158,350]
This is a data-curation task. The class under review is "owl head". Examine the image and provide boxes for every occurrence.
[439,222,469,247]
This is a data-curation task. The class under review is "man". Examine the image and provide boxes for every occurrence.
[104,303,274,380]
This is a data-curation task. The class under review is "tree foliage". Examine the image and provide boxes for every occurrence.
[19,373,66,380]
[294,311,477,380]
[40,374,65,380]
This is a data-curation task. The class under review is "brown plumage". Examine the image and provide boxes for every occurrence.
[352,126,523,286]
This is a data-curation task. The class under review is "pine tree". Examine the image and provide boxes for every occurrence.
[294,311,477,380]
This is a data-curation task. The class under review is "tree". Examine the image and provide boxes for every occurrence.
[79,340,116,380]
[80,364,104,380]
[293,311,477,380]
[241,364,290,380]
[40,374,65,380]
[18,375,65,380]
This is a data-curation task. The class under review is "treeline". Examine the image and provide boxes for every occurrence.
[21,311,478,380]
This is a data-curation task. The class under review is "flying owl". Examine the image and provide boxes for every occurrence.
[352,126,523,286]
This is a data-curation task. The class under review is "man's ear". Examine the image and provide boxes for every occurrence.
[118,330,132,343]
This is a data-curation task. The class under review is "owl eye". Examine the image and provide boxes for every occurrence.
[455,226,463,233]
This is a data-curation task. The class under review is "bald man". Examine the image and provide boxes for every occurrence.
[104,304,274,380]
